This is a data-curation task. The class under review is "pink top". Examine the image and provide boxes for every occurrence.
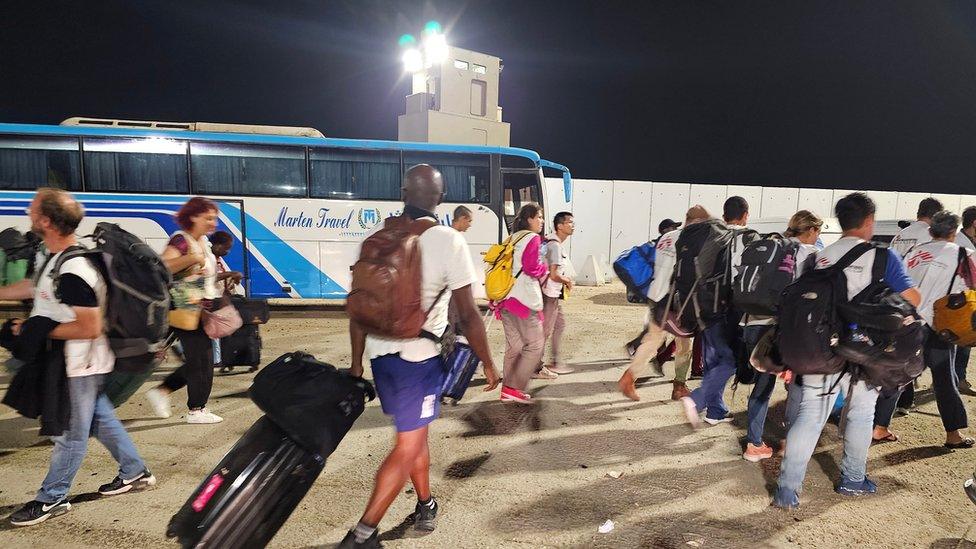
[497,234,548,320]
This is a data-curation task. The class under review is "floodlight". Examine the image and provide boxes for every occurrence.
[402,47,424,73]
[423,33,449,65]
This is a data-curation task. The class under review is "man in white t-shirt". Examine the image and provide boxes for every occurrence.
[340,165,500,548]
[874,211,974,448]
[2,188,155,528]
[538,211,575,376]
[889,197,944,257]
[774,192,921,510]
[618,206,708,402]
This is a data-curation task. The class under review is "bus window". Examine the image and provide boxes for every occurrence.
[0,135,81,191]
[191,142,305,197]
[83,137,188,193]
[309,148,400,200]
[502,171,541,231]
[501,154,536,169]
[402,152,490,203]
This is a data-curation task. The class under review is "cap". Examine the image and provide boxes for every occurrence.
[658,218,682,234]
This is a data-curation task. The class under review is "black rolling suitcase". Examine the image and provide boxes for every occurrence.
[220,324,262,371]
[167,352,375,548]
[231,295,270,325]
[165,416,324,549]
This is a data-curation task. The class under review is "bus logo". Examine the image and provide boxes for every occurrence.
[358,208,381,230]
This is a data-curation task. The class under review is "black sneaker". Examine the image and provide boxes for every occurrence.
[9,499,71,527]
[336,529,382,548]
[413,497,439,532]
[98,468,157,496]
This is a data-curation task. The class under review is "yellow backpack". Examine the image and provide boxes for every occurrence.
[483,231,533,301]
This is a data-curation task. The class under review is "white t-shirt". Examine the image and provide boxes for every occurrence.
[956,231,976,251]
[31,252,114,377]
[905,240,973,325]
[890,220,931,258]
[364,218,478,362]
[647,229,680,303]
[169,231,219,300]
[542,233,573,298]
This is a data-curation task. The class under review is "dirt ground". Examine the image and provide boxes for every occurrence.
[1,281,975,548]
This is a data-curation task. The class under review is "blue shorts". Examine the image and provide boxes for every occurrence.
[371,354,446,432]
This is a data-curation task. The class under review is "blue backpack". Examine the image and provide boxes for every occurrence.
[613,242,656,304]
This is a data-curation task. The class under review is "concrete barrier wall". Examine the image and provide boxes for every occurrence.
[544,177,976,279]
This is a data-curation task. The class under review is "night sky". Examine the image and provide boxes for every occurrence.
[3,0,976,193]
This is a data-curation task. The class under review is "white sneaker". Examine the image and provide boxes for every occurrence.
[187,408,223,424]
[145,388,172,419]
[679,396,701,429]
[532,366,559,380]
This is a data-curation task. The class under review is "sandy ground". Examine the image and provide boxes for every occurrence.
[1,281,975,548]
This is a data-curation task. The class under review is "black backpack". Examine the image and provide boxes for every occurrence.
[835,248,926,391]
[0,228,43,275]
[665,219,757,331]
[732,234,801,316]
[50,223,172,371]
[777,242,875,376]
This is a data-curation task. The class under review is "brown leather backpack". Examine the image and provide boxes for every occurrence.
[347,215,441,338]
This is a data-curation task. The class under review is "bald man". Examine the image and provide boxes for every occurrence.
[342,164,499,547]
[2,188,155,527]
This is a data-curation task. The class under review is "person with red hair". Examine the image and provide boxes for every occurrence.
[145,197,224,424]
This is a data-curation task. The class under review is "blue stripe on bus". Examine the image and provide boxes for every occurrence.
[0,196,343,298]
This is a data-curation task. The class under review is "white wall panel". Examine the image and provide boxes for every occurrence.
[864,191,898,220]
[896,192,930,220]
[544,176,574,257]
[931,193,962,214]
[831,189,860,212]
[797,189,834,220]
[961,195,976,211]
[726,185,763,217]
[650,182,691,240]
[569,179,613,271]
[609,180,653,260]
[759,187,799,219]
[689,184,728,219]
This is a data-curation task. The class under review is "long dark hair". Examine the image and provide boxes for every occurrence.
[512,202,543,233]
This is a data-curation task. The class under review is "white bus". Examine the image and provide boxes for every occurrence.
[0,119,573,299]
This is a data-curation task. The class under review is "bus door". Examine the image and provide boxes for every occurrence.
[212,199,250,296]
[500,169,543,240]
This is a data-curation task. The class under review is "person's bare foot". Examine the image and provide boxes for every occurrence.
[618,370,640,401]
[872,426,898,443]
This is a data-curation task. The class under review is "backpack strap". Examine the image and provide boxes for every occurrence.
[869,243,887,284]
[831,242,875,272]
[947,246,970,296]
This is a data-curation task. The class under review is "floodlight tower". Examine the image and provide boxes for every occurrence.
[397,21,511,146]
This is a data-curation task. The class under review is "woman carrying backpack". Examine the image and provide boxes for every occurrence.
[742,210,822,462]
[145,197,224,424]
[496,203,549,404]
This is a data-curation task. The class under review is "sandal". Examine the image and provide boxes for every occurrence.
[872,432,899,444]
[945,438,976,449]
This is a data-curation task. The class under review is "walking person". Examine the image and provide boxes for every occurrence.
[145,197,223,424]
[680,196,757,426]
[773,193,921,509]
[741,210,822,462]
[955,206,976,395]
[539,211,575,375]
[618,209,707,402]
[339,165,499,547]
[2,188,155,527]
[208,230,244,370]
[497,203,549,400]
[873,211,975,448]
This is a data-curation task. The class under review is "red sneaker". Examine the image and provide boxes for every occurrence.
[500,386,533,404]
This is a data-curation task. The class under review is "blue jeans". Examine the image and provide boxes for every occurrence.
[743,325,775,445]
[38,374,146,503]
[777,373,879,494]
[690,318,738,420]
